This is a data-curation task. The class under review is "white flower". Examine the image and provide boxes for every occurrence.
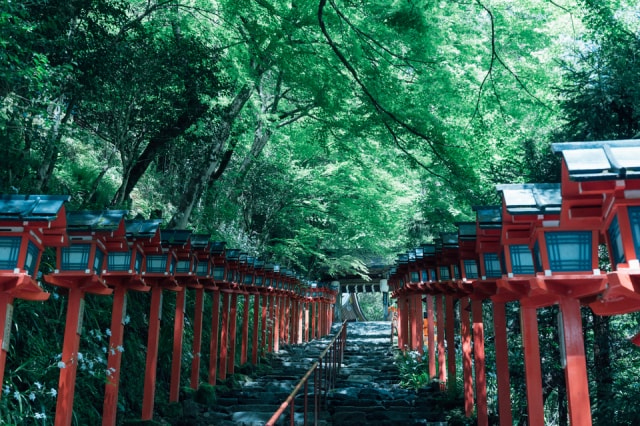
[3,385,9,395]
[123,315,131,325]
[49,388,57,398]
[29,392,36,401]
[57,361,66,369]
[105,328,111,336]
[110,348,116,356]
[34,381,42,390]
[34,413,46,419]
[102,346,107,353]
[77,352,83,361]
[116,345,124,353]
[13,390,20,401]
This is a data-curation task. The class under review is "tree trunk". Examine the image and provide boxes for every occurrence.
[110,96,209,206]
[167,84,254,229]
[33,96,75,193]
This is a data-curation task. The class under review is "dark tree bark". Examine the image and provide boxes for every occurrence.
[110,96,209,206]
[167,84,254,229]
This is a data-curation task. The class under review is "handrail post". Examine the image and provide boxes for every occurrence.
[304,379,309,425]
[314,366,319,424]
[289,399,295,426]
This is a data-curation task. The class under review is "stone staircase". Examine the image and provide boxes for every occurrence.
[159,322,454,425]
[324,322,447,425]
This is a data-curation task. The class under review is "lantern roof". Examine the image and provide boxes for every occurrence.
[551,140,640,181]
[496,183,561,215]
[440,232,459,248]
[210,241,226,255]
[422,243,436,255]
[0,194,69,221]
[190,234,211,250]
[66,210,128,232]
[125,219,162,239]
[472,205,502,228]
[160,229,192,247]
[456,222,477,240]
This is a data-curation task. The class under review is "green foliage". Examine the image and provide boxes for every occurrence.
[395,350,432,390]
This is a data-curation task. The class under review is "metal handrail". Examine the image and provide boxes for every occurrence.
[265,321,348,426]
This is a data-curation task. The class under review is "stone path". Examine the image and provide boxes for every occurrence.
[324,321,447,426]
[157,321,454,425]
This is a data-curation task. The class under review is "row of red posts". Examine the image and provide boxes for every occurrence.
[0,198,336,426]
[389,139,640,426]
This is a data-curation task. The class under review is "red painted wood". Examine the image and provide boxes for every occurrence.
[103,286,127,426]
[269,295,277,350]
[280,296,287,344]
[241,293,249,365]
[411,295,422,353]
[273,295,280,352]
[311,300,317,340]
[296,299,304,344]
[281,296,287,342]
[492,301,513,426]
[472,299,488,426]
[520,305,544,426]
[142,286,163,420]
[436,295,446,388]
[397,297,406,349]
[445,295,456,393]
[170,289,186,402]
[218,291,230,380]
[460,297,473,416]
[0,293,13,401]
[303,301,309,342]
[559,297,593,426]
[260,294,268,351]
[190,287,204,389]
[227,292,238,374]
[208,289,220,385]
[55,287,85,426]
[252,294,260,364]
[426,296,436,380]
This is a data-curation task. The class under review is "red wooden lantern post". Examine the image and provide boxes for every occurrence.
[435,234,459,394]
[253,263,274,364]
[393,254,409,350]
[208,241,226,385]
[137,227,181,421]
[227,253,251,375]
[260,271,270,353]
[406,250,424,353]
[267,269,280,352]
[420,244,437,379]
[498,182,608,426]
[473,205,512,426]
[0,195,69,395]
[218,249,241,381]
[239,256,256,365]
[496,184,557,426]
[244,259,263,364]
[102,219,160,426]
[275,274,285,350]
[45,210,127,426]
[455,223,481,420]
[160,229,195,403]
[187,234,213,390]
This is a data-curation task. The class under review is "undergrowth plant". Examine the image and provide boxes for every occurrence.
[395,350,431,390]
